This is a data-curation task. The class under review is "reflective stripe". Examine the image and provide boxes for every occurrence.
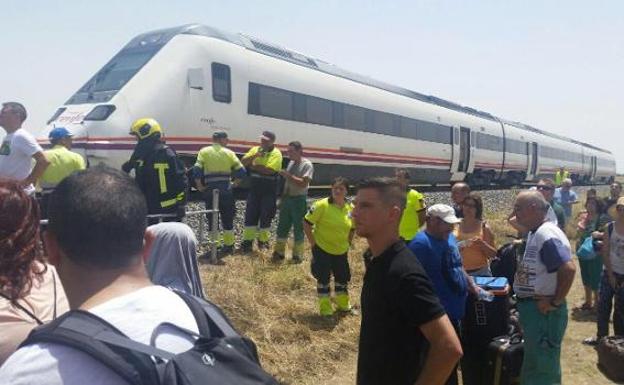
[153,163,169,193]
[204,176,231,182]
[160,197,178,208]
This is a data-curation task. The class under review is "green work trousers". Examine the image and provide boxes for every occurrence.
[276,195,307,242]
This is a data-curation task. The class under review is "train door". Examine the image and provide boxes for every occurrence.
[590,156,598,181]
[450,126,474,181]
[526,142,539,181]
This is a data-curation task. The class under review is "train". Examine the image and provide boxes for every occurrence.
[43,24,616,186]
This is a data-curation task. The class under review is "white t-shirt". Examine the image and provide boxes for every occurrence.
[0,285,199,385]
[609,225,624,275]
[0,128,43,194]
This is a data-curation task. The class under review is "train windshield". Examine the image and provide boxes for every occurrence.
[66,45,162,105]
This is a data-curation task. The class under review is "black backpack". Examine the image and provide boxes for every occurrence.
[490,241,521,290]
[20,290,278,385]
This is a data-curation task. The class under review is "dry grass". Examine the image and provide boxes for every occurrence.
[199,189,617,385]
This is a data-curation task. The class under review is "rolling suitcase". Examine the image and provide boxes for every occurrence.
[463,277,510,346]
[597,336,624,382]
[484,334,524,385]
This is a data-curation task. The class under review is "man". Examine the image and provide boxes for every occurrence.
[553,178,578,221]
[273,141,314,263]
[38,127,86,216]
[408,204,478,385]
[554,166,569,186]
[512,191,576,385]
[352,178,462,385]
[0,102,49,195]
[605,181,622,220]
[240,130,283,252]
[450,182,470,218]
[0,166,199,385]
[193,131,246,256]
[122,118,187,225]
[509,178,565,234]
[396,168,426,243]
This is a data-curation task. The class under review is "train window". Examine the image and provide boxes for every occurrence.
[259,85,293,120]
[211,63,231,103]
[343,105,366,131]
[400,117,419,139]
[372,111,395,135]
[306,96,333,126]
[293,93,307,122]
[332,102,344,128]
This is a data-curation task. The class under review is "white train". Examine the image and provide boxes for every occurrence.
[44,24,616,186]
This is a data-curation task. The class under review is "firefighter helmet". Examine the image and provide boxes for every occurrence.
[129,118,162,140]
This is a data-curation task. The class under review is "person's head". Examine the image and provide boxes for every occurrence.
[129,118,162,142]
[330,176,349,203]
[616,197,624,221]
[585,197,605,216]
[48,127,73,149]
[395,168,410,189]
[611,182,622,199]
[513,191,550,230]
[587,188,597,200]
[536,178,556,201]
[352,178,405,239]
[559,166,565,172]
[561,178,572,190]
[425,204,461,240]
[212,131,228,146]
[461,192,484,221]
[0,179,45,303]
[45,166,148,274]
[451,182,470,205]
[287,141,303,162]
[260,130,276,151]
[0,102,27,132]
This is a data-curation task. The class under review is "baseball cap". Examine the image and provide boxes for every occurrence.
[48,127,73,140]
[260,130,276,141]
[213,131,228,139]
[427,204,461,224]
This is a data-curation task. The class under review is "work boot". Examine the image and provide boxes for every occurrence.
[239,240,253,253]
[318,297,334,316]
[271,251,285,263]
[291,254,304,264]
[335,293,352,312]
[257,241,270,251]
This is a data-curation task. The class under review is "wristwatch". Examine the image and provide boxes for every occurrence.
[550,299,562,308]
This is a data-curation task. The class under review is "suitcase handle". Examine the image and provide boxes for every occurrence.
[509,333,522,344]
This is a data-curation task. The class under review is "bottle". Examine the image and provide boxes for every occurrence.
[477,287,495,302]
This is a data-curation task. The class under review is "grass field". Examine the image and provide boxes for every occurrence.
[198,190,617,385]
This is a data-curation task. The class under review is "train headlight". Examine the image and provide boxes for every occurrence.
[84,105,116,121]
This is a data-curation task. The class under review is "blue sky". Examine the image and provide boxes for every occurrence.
[1,1,622,171]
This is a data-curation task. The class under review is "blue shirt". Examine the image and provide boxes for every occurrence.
[553,188,578,217]
[408,231,468,322]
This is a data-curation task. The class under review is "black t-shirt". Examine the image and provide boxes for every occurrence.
[357,241,446,385]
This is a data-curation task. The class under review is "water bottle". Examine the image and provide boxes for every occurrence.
[477,287,495,302]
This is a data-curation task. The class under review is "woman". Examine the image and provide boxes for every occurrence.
[454,192,497,276]
[303,177,354,316]
[0,180,68,364]
[576,197,609,311]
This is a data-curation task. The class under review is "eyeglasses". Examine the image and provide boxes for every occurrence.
[536,185,554,191]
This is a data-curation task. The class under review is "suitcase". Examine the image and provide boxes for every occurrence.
[484,334,524,385]
[463,277,510,346]
[597,336,624,382]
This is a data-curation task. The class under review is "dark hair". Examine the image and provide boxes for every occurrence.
[0,180,46,303]
[356,177,406,210]
[395,168,410,180]
[331,176,350,193]
[613,182,622,189]
[2,102,28,123]
[288,141,303,151]
[48,166,148,269]
[587,197,607,215]
[587,188,597,197]
[463,192,484,220]
[538,178,556,189]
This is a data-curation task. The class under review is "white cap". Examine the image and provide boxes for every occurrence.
[427,204,461,224]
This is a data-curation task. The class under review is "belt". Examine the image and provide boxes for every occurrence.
[203,176,231,183]
[516,295,554,302]
[250,173,278,180]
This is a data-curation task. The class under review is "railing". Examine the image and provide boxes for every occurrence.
[40,189,222,265]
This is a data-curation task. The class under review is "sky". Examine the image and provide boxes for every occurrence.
[1,0,622,171]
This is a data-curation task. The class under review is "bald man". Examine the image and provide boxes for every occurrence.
[450,182,470,218]
[512,191,576,385]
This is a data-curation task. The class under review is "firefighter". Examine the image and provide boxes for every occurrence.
[38,127,86,217]
[193,131,246,256]
[395,168,426,243]
[240,131,283,252]
[122,118,187,225]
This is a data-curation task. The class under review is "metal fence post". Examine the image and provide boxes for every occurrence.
[210,188,219,264]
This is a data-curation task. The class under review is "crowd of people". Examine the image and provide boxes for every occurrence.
[0,100,623,385]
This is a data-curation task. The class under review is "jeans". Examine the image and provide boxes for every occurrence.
[597,270,624,337]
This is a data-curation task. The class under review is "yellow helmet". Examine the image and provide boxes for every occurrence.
[129,118,162,140]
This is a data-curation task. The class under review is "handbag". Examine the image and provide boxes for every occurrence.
[577,236,597,260]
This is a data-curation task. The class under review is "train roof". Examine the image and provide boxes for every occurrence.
[129,24,612,156]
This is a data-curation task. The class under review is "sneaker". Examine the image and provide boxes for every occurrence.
[271,251,285,263]
[257,241,270,251]
[583,336,599,346]
[239,241,253,253]
[291,255,304,264]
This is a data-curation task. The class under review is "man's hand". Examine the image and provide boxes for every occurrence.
[537,298,556,315]
[279,170,291,178]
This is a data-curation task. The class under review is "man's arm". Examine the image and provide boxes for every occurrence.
[415,314,463,385]
[552,260,576,304]
[24,151,49,186]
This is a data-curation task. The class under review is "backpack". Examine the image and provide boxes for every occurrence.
[490,241,520,290]
[20,290,278,385]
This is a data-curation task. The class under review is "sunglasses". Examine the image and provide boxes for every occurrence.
[536,185,554,191]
